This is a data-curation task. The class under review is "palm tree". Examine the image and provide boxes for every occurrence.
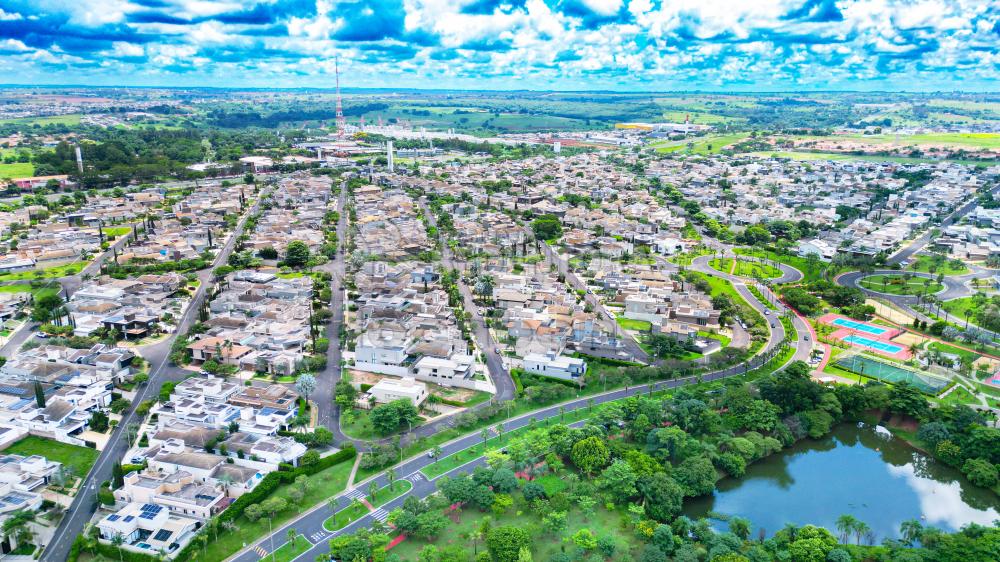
[835,514,857,544]
[386,467,397,488]
[480,428,490,451]
[854,520,871,545]
[899,519,923,546]
[368,480,378,502]
[286,529,297,548]
[110,533,125,562]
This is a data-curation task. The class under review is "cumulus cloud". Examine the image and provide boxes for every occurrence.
[0,0,995,89]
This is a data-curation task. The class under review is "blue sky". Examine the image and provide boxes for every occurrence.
[0,0,997,90]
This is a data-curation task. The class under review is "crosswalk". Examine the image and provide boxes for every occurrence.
[406,473,423,483]
[345,488,367,501]
[310,531,327,543]
[370,508,390,522]
[253,545,268,558]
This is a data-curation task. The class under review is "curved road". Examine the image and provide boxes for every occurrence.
[226,246,812,562]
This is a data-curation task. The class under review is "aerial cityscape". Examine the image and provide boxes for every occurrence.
[0,1,997,561]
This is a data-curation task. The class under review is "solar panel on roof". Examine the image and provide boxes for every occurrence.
[3,495,25,505]
[123,515,135,522]
[107,514,120,521]
[153,530,173,542]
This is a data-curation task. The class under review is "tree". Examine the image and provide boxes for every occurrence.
[962,458,998,488]
[888,381,929,419]
[835,514,858,544]
[729,517,751,541]
[89,410,110,433]
[598,459,637,499]
[33,381,45,408]
[570,436,610,476]
[1,509,35,550]
[370,399,420,435]
[295,373,317,402]
[674,455,717,497]
[112,461,124,488]
[530,214,563,241]
[571,528,598,551]
[486,526,531,562]
[899,519,924,546]
[284,240,311,268]
[636,472,685,522]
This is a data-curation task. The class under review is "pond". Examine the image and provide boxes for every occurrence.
[684,424,1000,541]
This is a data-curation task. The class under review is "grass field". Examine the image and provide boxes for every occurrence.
[5,436,99,476]
[733,247,824,282]
[860,274,943,296]
[267,535,310,562]
[0,283,60,299]
[747,151,992,167]
[926,341,982,364]
[940,297,979,323]
[907,254,968,275]
[0,162,34,178]
[615,315,651,332]
[0,114,82,126]
[652,133,748,154]
[102,226,132,237]
[709,257,783,279]
[0,261,85,282]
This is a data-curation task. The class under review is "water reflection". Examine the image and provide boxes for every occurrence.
[683,425,1000,539]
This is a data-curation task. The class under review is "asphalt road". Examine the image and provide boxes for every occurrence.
[227,239,805,562]
[887,183,1000,266]
[42,189,270,562]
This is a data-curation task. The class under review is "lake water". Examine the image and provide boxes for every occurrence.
[684,424,1000,540]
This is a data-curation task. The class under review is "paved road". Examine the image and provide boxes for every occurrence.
[42,189,270,562]
[418,197,517,403]
[887,183,1000,265]
[539,241,650,363]
[838,269,969,303]
[315,181,349,433]
[231,316,792,562]
[690,254,813,365]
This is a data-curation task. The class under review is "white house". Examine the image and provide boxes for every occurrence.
[362,377,428,407]
[797,238,836,262]
[523,352,587,381]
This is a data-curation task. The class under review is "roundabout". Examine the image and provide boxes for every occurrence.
[858,273,945,296]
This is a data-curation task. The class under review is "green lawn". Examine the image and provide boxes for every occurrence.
[102,226,132,237]
[5,436,99,476]
[940,297,979,323]
[926,341,982,364]
[699,330,731,348]
[341,408,379,440]
[939,385,979,406]
[324,480,412,531]
[733,247,825,283]
[200,457,353,562]
[0,283,60,299]
[615,315,652,332]
[859,274,943,296]
[0,162,34,178]
[268,535,310,562]
[0,261,86,282]
[907,255,968,275]
[0,114,82,126]
[652,133,748,154]
[709,258,783,279]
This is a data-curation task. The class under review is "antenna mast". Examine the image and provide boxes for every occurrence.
[335,56,346,138]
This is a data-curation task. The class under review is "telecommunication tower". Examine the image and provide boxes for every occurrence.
[335,57,347,138]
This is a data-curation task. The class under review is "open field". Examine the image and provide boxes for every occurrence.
[615,315,651,332]
[5,436,99,476]
[652,133,748,154]
[709,257,783,279]
[0,162,34,178]
[907,254,968,275]
[0,261,85,282]
[0,114,82,126]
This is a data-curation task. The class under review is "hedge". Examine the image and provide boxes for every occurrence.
[66,535,161,562]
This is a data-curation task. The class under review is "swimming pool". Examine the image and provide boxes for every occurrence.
[832,318,889,336]
[843,334,904,354]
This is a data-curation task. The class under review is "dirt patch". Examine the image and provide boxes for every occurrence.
[885,414,919,433]
[892,332,927,348]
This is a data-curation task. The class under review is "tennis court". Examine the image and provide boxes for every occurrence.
[831,317,890,336]
[843,334,904,354]
[835,354,949,394]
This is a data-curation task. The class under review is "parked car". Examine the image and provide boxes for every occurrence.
[34,332,48,339]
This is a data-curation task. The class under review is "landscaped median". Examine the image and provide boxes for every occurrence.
[268,534,310,562]
[323,480,413,531]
